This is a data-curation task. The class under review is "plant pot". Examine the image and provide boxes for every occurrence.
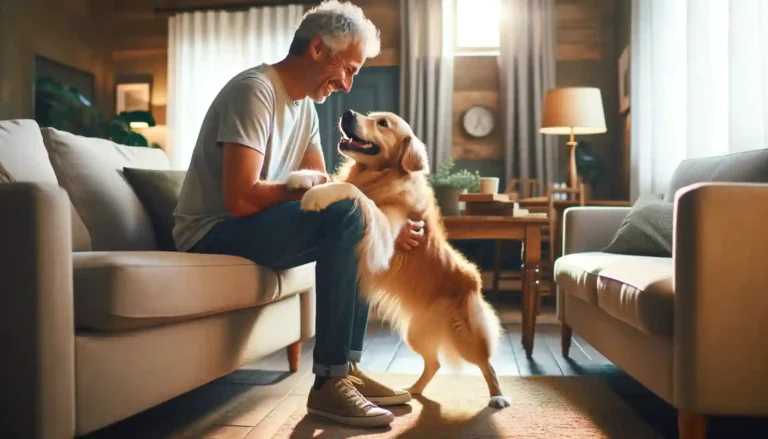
[434,187,467,216]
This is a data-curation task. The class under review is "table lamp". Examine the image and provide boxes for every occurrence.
[539,87,606,194]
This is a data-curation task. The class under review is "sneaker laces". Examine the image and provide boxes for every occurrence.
[350,364,387,391]
[334,376,374,409]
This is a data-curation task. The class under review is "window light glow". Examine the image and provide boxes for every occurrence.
[456,0,501,49]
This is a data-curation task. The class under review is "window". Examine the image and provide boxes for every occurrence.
[455,0,501,56]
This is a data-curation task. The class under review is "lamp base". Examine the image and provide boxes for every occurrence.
[566,140,579,200]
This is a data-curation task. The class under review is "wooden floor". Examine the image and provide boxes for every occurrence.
[83,296,768,439]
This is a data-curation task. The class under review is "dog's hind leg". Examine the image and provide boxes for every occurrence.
[447,311,510,409]
[478,361,510,408]
[403,322,440,395]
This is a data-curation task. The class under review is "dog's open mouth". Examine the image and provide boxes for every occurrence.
[339,126,381,156]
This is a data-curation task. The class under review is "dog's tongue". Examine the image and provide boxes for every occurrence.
[351,139,372,148]
[341,138,372,148]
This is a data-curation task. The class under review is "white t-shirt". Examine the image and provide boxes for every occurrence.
[172,63,322,252]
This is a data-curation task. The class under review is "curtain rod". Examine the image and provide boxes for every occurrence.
[155,2,317,15]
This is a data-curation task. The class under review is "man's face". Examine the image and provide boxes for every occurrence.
[307,37,366,103]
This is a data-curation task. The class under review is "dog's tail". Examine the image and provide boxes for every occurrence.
[438,292,504,371]
[468,292,503,357]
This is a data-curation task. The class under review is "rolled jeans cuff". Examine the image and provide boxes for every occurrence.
[312,362,350,377]
[348,350,363,362]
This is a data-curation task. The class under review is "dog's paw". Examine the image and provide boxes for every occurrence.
[488,395,510,409]
[405,385,424,396]
[286,169,330,191]
[300,182,361,212]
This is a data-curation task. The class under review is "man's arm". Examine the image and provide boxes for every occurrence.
[222,143,304,217]
[299,149,327,173]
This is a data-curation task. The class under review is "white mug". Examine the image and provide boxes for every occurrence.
[479,177,500,194]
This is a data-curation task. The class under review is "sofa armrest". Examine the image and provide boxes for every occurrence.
[673,182,768,414]
[0,183,75,439]
[562,207,631,255]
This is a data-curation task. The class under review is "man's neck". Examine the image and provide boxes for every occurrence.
[272,57,312,101]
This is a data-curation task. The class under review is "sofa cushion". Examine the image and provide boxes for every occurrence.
[41,127,171,251]
[554,252,629,304]
[596,256,675,337]
[123,167,187,251]
[0,119,91,251]
[665,149,768,201]
[73,251,315,331]
[602,195,674,257]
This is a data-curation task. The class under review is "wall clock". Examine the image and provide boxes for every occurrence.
[462,106,495,138]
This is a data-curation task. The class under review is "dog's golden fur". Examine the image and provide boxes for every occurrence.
[288,111,509,408]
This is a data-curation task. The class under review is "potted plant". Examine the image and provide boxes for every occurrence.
[34,76,161,148]
[427,159,481,216]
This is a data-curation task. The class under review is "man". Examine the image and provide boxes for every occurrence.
[172,0,425,428]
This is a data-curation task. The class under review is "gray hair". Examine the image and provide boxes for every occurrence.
[288,0,381,58]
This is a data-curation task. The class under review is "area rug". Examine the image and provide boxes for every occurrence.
[262,373,662,438]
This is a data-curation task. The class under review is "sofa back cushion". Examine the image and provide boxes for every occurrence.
[41,127,171,251]
[665,149,768,200]
[0,120,91,251]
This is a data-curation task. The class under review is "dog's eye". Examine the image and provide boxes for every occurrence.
[377,119,389,128]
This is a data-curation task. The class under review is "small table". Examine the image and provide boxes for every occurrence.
[441,215,549,357]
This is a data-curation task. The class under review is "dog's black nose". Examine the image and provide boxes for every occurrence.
[340,110,357,137]
[342,109,356,123]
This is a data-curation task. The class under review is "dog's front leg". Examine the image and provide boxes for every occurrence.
[285,169,330,191]
[358,206,407,273]
[299,182,363,211]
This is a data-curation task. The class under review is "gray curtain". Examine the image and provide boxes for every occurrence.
[399,0,454,172]
[498,0,557,194]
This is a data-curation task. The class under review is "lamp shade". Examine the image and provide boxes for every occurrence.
[539,87,607,135]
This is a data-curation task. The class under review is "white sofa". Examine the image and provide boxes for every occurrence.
[0,119,316,438]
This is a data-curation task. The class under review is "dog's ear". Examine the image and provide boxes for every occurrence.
[398,136,429,173]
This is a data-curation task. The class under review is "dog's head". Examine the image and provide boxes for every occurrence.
[337,110,429,173]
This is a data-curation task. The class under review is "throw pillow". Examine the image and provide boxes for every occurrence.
[602,195,674,257]
[123,167,187,251]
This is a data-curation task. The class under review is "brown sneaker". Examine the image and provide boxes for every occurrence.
[307,376,395,427]
[349,362,412,406]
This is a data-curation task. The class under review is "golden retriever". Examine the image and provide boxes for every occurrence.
[285,109,509,409]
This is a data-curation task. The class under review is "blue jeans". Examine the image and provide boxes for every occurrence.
[190,199,369,377]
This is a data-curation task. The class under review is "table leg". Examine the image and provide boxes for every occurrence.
[519,241,527,345]
[522,225,542,357]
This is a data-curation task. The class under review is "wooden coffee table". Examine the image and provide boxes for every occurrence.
[441,215,549,357]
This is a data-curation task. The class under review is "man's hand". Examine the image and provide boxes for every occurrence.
[396,212,427,251]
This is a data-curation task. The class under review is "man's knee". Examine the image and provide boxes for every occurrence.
[322,199,364,235]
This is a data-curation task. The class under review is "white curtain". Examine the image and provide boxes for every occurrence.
[399,0,454,172]
[167,5,304,170]
[498,0,557,193]
[630,0,768,201]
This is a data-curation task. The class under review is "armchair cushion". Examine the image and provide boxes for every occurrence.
[554,252,627,304]
[601,195,673,257]
[596,256,675,337]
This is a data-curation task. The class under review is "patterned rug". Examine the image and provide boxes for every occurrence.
[260,373,662,438]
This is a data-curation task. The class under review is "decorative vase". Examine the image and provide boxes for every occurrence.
[434,187,467,216]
